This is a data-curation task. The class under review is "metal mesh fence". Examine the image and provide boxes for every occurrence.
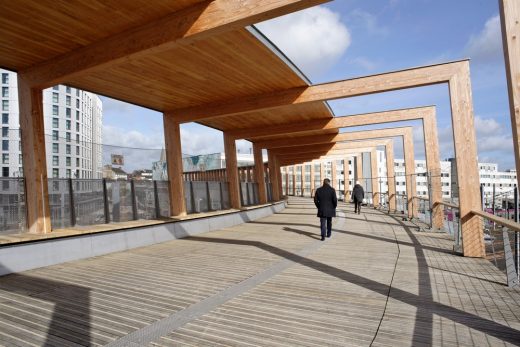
[0,178,26,234]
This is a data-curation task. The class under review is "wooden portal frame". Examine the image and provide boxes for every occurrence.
[269,127,417,218]
[172,61,482,256]
[500,0,520,186]
[280,139,397,211]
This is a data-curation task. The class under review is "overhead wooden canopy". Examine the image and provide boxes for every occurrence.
[0,0,334,132]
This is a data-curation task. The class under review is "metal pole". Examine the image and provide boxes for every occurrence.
[427,172,433,228]
[480,183,485,211]
[206,181,211,211]
[130,179,138,220]
[68,178,76,226]
[102,178,110,224]
[492,183,496,229]
[153,180,160,218]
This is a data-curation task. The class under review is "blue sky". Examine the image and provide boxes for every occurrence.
[101,0,514,171]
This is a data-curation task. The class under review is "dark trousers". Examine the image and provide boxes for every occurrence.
[320,217,332,238]
[354,199,362,213]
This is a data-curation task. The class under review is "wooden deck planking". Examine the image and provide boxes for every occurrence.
[0,197,519,346]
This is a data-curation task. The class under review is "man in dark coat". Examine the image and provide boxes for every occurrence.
[314,178,337,241]
[352,180,364,214]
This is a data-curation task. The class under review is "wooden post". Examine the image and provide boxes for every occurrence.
[18,76,51,233]
[300,164,305,197]
[267,150,280,201]
[403,130,417,218]
[320,161,325,186]
[331,160,337,190]
[500,0,520,213]
[224,133,241,209]
[163,115,186,216]
[385,142,397,212]
[371,150,379,208]
[292,166,296,196]
[310,162,315,196]
[344,158,350,201]
[253,143,267,204]
[356,155,363,186]
[449,61,484,257]
[423,110,443,229]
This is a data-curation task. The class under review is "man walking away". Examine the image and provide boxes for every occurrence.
[314,178,338,241]
[352,181,364,214]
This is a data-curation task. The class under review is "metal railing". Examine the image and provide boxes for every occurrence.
[240,182,259,207]
[0,178,26,234]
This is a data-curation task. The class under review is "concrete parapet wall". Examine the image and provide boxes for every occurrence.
[0,201,286,277]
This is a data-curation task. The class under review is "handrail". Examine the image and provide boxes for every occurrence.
[433,201,459,209]
[471,209,520,232]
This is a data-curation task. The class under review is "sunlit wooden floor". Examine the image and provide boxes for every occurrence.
[0,197,519,346]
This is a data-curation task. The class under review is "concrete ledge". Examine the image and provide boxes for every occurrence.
[0,201,286,276]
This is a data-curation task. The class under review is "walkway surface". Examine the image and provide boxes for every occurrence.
[0,197,519,346]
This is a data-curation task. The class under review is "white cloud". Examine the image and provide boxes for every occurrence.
[180,127,223,156]
[465,15,503,63]
[474,115,502,136]
[348,9,389,36]
[349,57,378,71]
[256,6,351,77]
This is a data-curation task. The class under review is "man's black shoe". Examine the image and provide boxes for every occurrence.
[321,236,325,241]
[326,234,331,238]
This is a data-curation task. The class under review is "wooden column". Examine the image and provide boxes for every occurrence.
[500,0,520,210]
[224,133,241,209]
[163,115,186,216]
[292,166,296,196]
[253,143,267,204]
[320,162,325,186]
[356,155,363,186]
[403,132,417,218]
[300,164,305,197]
[385,142,397,212]
[18,76,51,233]
[371,150,379,208]
[423,112,443,229]
[267,150,280,201]
[310,162,315,196]
[285,170,289,196]
[331,160,337,190]
[343,158,350,201]
[449,62,484,257]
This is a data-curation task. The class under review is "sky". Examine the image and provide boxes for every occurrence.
[101,0,514,172]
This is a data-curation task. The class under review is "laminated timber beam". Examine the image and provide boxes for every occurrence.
[20,0,329,88]
[169,61,462,123]
[500,0,520,186]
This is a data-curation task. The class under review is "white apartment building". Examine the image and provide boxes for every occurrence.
[1,69,103,179]
[280,150,517,204]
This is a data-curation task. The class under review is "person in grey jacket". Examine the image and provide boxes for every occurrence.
[352,181,364,214]
[314,178,337,241]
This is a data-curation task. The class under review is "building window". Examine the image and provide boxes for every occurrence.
[53,143,59,153]
[76,99,80,108]
[2,167,9,177]
[66,169,71,178]
[19,154,22,164]
[1,87,8,97]
[66,144,71,155]
[1,73,8,84]
[2,140,8,151]
[76,134,79,144]
[2,154,8,164]
[2,100,8,111]
[76,89,80,97]
[52,156,59,166]
[66,86,71,94]
[1,113,7,124]
[53,86,59,91]
[52,168,59,178]
[52,130,58,141]
[2,127,7,137]
[76,122,79,132]
[66,157,71,166]
[52,93,59,103]
[52,105,59,116]
[76,146,79,155]
[76,110,80,120]
[66,132,71,142]
[76,158,80,166]
[66,120,71,130]
[66,108,71,118]
[66,95,71,106]
[52,118,59,128]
